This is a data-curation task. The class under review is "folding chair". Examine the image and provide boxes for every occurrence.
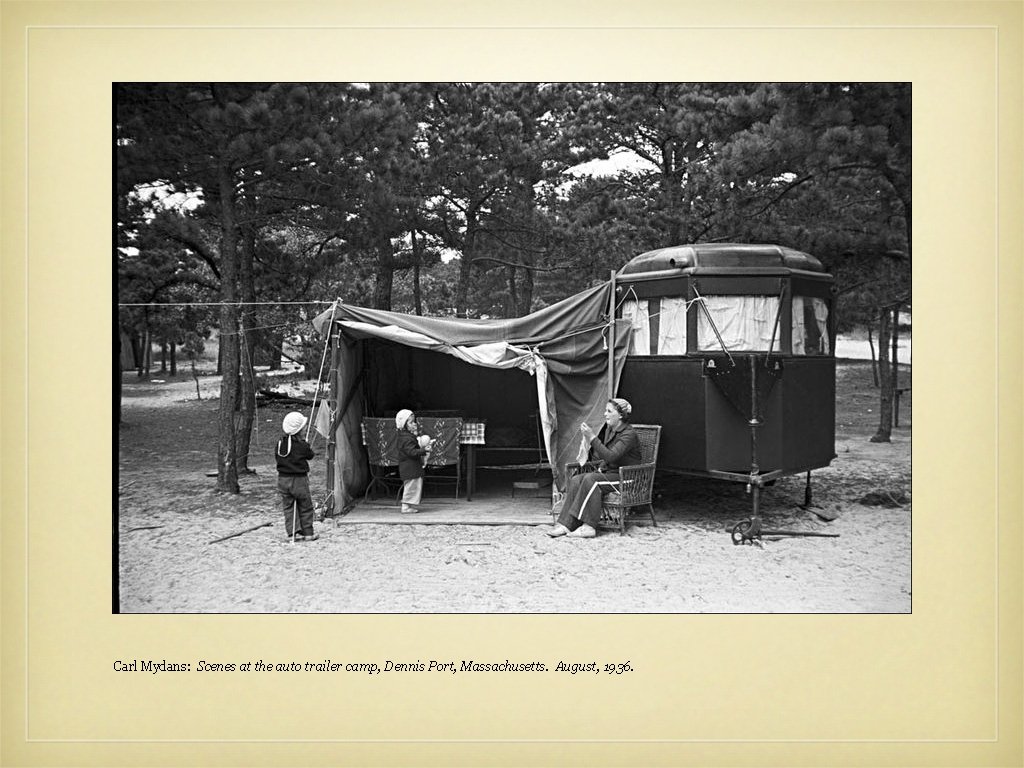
[417,416,463,499]
[361,417,402,499]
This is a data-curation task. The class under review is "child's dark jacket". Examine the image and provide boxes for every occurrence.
[397,431,427,480]
[276,434,315,475]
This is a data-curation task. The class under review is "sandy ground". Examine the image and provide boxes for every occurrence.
[117,359,911,613]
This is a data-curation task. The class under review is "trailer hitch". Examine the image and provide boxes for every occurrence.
[730,518,840,545]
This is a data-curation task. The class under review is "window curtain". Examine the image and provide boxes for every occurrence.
[658,297,688,354]
[697,295,780,352]
[621,299,651,356]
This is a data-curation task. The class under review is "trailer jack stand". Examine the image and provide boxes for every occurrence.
[731,518,840,545]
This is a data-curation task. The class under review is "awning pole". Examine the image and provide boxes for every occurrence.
[607,270,616,400]
[325,327,340,518]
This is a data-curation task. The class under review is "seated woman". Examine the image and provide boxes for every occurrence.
[547,397,642,539]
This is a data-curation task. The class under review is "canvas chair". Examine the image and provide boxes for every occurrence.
[564,424,661,535]
[361,417,402,499]
[417,417,463,499]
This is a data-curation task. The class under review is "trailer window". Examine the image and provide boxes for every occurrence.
[696,295,780,352]
[792,296,830,355]
[622,298,689,355]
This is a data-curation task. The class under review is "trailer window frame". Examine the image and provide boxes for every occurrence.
[617,272,835,358]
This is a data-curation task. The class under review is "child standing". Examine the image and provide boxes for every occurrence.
[276,411,318,542]
[395,409,433,514]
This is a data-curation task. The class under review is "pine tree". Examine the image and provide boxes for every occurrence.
[118,83,328,492]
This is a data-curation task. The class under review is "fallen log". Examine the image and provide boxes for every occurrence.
[256,389,315,406]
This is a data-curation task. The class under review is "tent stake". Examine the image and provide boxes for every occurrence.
[209,521,273,544]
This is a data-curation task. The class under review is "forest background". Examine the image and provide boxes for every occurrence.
[116,82,911,493]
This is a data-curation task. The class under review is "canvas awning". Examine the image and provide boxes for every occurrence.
[312,282,633,509]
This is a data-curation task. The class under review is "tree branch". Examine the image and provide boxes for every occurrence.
[152,220,222,280]
[470,255,573,272]
[748,173,815,217]
[836,278,879,296]
[478,227,547,255]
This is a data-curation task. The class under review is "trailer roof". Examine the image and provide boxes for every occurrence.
[618,243,825,276]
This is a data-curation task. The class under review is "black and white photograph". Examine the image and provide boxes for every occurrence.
[115,82,912,613]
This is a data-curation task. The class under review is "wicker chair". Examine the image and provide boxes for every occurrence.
[564,424,661,535]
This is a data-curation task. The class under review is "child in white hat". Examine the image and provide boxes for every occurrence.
[276,411,318,541]
[395,409,433,513]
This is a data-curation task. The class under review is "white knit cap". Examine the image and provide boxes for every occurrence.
[282,411,307,435]
[395,409,414,430]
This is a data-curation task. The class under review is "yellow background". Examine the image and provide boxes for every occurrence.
[2,1,1021,766]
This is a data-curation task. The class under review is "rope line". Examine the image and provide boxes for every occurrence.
[118,301,334,307]
[621,295,705,323]
[216,322,296,338]
[615,284,639,313]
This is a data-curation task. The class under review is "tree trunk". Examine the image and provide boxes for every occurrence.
[455,206,480,317]
[129,332,143,377]
[215,159,241,493]
[142,328,152,378]
[291,337,320,382]
[170,341,177,376]
[411,229,424,316]
[160,341,167,373]
[372,233,395,310]
[190,354,202,400]
[235,316,256,474]
[891,304,900,397]
[518,262,534,316]
[867,324,878,386]
[412,263,423,315]
[269,334,283,370]
[516,184,538,316]
[138,312,149,378]
[505,265,518,317]
[870,307,894,443]
[902,197,912,263]
[660,149,684,246]
[116,325,122,426]
[136,331,145,378]
[235,224,258,474]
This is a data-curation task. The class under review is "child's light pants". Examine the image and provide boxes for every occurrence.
[401,477,423,514]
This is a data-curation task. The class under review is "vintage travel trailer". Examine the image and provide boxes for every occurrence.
[614,243,837,539]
